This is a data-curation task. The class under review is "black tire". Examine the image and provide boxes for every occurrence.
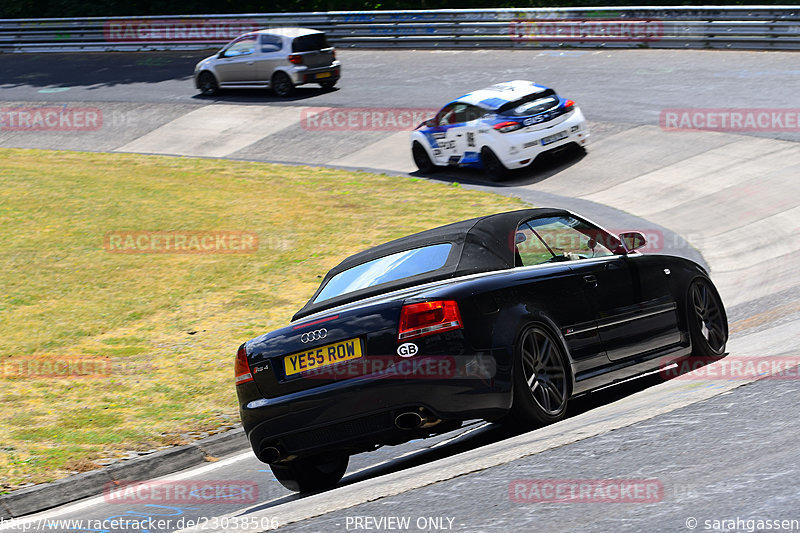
[272,71,295,97]
[687,277,728,357]
[319,80,337,90]
[412,141,438,173]
[570,143,587,156]
[197,71,219,96]
[480,146,508,181]
[506,323,570,428]
[269,453,348,492]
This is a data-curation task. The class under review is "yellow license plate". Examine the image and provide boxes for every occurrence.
[316,72,332,79]
[284,338,362,376]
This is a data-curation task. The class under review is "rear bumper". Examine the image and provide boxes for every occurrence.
[289,63,341,85]
[499,108,589,169]
[240,355,510,460]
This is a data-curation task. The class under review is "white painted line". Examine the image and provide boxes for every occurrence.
[115,105,306,158]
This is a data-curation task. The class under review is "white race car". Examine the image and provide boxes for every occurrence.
[410,80,589,180]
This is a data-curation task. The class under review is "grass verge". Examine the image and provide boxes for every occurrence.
[0,148,523,492]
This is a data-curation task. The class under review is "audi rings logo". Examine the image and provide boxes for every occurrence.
[300,328,328,343]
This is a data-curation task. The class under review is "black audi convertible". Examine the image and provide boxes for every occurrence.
[235,208,728,491]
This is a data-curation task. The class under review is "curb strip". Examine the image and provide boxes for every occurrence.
[0,427,248,518]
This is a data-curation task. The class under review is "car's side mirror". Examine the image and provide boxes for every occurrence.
[619,231,647,253]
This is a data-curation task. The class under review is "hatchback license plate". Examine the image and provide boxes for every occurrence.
[284,338,362,376]
[316,72,332,79]
[541,130,568,146]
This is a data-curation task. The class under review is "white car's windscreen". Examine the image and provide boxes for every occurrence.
[313,243,453,303]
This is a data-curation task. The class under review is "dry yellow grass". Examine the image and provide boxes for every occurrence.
[0,148,524,491]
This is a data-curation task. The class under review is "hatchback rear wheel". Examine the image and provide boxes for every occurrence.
[272,72,295,97]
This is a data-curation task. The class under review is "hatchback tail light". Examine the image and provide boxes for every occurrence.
[564,99,575,109]
[288,54,303,65]
[235,344,253,385]
[493,121,523,133]
[398,301,463,341]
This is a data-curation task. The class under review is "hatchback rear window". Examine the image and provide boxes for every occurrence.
[497,90,559,117]
[313,243,452,303]
[292,34,331,52]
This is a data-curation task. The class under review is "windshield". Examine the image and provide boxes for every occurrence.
[313,243,452,303]
[497,90,559,117]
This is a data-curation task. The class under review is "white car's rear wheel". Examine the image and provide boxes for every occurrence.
[480,147,508,181]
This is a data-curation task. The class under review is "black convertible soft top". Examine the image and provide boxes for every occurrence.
[292,208,571,321]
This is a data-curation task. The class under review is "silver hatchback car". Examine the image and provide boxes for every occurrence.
[194,27,341,97]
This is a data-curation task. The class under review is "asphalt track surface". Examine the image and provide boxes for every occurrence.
[1,49,799,533]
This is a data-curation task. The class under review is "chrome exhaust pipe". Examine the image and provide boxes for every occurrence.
[259,446,282,463]
[394,410,441,430]
[395,411,424,430]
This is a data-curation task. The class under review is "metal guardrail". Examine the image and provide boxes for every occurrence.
[1,7,799,53]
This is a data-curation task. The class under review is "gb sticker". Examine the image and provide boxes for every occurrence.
[397,343,419,358]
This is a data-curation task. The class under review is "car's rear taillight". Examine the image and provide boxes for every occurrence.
[332,49,336,60]
[288,54,303,65]
[235,344,253,385]
[564,99,575,109]
[493,121,522,133]
[398,301,463,341]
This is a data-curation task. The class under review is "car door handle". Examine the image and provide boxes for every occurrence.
[583,274,598,287]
